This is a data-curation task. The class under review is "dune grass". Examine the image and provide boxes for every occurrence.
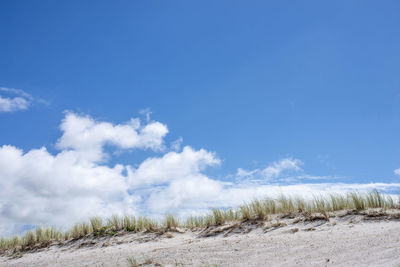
[165,214,180,230]
[0,190,399,254]
[126,256,139,267]
[126,255,162,267]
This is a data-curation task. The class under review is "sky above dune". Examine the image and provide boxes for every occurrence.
[0,1,400,235]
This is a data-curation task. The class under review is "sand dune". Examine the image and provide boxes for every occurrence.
[1,210,400,266]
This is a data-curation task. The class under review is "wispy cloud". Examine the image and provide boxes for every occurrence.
[395,168,400,176]
[236,158,305,183]
[0,87,45,113]
[170,137,183,151]
[0,88,32,112]
[0,87,33,99]
[0,95,29,112]
[139,108,152,122]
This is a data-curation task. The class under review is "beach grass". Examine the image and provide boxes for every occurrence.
[1,190,399,254]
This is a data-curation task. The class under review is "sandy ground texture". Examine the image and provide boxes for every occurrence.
[1,210,400,267]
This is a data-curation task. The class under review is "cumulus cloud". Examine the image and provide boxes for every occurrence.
[395,169,400,176]
[146,175,224,214]
[0,112,399,236]
[56,112,168,163]
[0,144,140,236]
[0,112,169,236]
[127,146,220,188]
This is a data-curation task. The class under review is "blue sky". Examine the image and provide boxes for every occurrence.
[0,1,400,234]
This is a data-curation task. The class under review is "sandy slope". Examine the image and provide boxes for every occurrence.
[1,211,400,266]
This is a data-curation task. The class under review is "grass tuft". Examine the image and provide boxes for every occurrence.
[164,214,179,230]
[126,256,139,267]
[212,209,226,225]
[90,217,102,232]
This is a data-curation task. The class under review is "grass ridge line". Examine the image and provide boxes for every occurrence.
[1,190,399,254]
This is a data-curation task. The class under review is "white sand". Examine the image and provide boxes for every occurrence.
[1,211,400,266]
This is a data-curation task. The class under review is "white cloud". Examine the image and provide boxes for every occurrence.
[0,95,29,112]
[262,158,303,178]
[0,112,169,236]
[235,158,303,183]
[127,146,220,187]
[0,87,33,112]
[0,144,139,236]
[139,108,152,122]
[0,112,399,236]
[170,137,183,151]
[0,87,32,98]
[56,112,168,163]
[236,168,257,178]
[146,175,223,213]
[395,168,400,176]
[0,87,48,113]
